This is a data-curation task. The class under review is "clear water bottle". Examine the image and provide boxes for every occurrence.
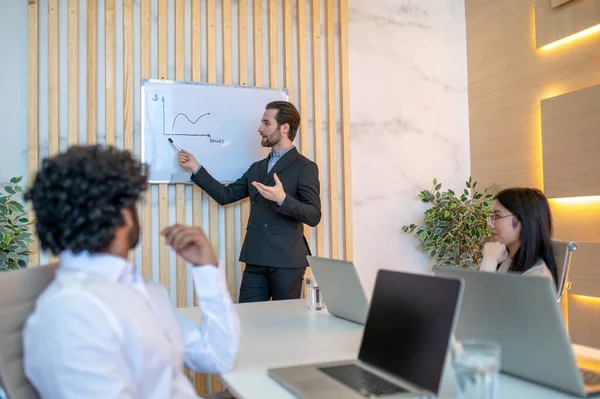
[306,277,324,310]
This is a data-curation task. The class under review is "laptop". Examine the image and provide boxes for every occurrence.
[433,267,600,397]
[306,256,369,325]
[269,270,464,398]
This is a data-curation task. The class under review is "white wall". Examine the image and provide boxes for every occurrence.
[349,0,471,295]
[0,2,29,184]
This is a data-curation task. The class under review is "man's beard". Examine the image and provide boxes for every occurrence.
[128,205,141,250]
[261,128,282,147]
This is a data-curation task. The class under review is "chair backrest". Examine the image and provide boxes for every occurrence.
[552,241,577,303]
[0,264,58,399]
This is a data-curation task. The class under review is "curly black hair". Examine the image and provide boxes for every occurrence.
[25,146,148,255]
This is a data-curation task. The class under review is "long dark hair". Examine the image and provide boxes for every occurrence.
[494,188,558,287]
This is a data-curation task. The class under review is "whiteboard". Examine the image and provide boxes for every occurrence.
[141,79,288,183]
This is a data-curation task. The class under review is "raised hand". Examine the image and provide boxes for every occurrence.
[161,224,218,267]
[482,241,508,263]
[251,173,286,204]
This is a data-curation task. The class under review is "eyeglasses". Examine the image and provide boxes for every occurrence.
[486,214,514,228]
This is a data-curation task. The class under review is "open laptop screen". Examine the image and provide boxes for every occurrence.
[358,270,462,394]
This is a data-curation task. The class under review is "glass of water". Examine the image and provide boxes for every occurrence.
[305,278,324,310]
[453,339,501,399]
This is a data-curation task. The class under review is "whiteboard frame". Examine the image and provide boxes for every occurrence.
[140,79,289,184]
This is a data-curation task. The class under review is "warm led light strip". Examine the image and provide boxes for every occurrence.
[571,294,600,304]
[550,195,600,204]
[540,23,600,50]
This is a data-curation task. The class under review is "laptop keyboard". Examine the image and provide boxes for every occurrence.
[580,368,600,386]
[318,364,408,397]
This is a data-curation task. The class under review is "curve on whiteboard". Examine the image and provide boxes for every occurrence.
[171,112,211,132]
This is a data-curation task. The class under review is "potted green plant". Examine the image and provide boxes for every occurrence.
[402,177,494,268]
[0,176,34,271]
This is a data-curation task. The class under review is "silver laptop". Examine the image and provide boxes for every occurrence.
[306,256,369,325]
[269,270,464,398]
[433,267,600,397]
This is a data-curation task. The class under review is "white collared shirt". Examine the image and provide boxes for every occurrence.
[23,251,240,399]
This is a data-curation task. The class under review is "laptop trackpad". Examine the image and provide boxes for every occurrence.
[319,364,408,398]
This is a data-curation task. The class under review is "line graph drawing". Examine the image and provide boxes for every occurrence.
[153,93,226,144]
[171,112,211,132]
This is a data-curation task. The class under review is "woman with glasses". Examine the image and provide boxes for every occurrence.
[479,187,558,287]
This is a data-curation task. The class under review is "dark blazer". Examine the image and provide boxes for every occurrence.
[191,147,321,268]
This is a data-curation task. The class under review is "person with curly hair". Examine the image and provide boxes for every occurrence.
[23,146,240,399]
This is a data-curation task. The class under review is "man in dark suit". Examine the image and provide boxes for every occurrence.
[178,101,321,303]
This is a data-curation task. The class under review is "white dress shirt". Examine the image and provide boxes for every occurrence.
[23,250,240,399]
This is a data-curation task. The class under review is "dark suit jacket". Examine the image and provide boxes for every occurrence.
[191,147,321,268]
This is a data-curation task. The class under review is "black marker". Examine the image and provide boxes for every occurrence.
[168,138,182,151]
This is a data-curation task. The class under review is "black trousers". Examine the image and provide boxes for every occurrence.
[238,264,306,303]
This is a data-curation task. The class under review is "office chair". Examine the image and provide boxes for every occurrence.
[552,240,577,303]
[0,264,57,399]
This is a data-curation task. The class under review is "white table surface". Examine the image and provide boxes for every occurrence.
[178,299,594,399]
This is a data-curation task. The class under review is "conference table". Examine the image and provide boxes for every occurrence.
[178,299,595,399]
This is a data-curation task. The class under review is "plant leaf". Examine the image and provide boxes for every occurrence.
[404,177,493,270]
[10,177,22,184]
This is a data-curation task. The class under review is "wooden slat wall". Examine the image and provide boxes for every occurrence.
[27,0,353,394]
[105,0,115,146]
[48,0,60,155]
[47,0,60,265]
[205,1,221,393]
[310,0,325,257]
[339,0,353,260]
[283,0,294,103]
[268,0,278,89]
[325,0,339,258]
[174,0,186,310]
[68,0,78,146]
[222,0,236,301]
[296,0,311,248]
[27,0,39,267]
[190,5,204,393]
[157,0,170,296]
[123,0,133,153]
[253,0,263,87]
[140,0,152,281]
[238,0,250,282]
[86,0,97,145]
